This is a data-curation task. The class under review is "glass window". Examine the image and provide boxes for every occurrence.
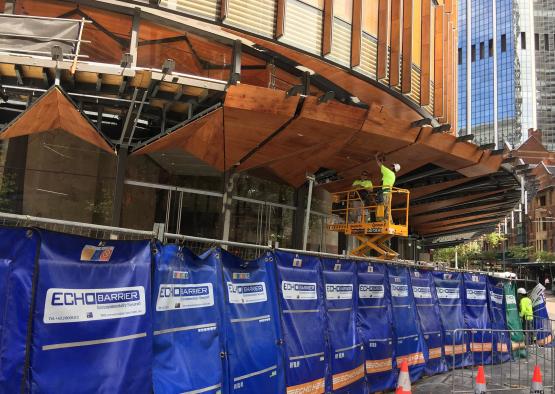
[458,47,462,65]
[489,38,493,56]
[521,32,526,49]
[480,41,485,59]
[471,44,476,62]
[545,34,550,50]
[501,34,507,52]
[535,33,540,51]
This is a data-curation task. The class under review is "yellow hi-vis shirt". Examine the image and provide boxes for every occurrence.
[381,165,396,188]
[519,296,533,321]
[352,180,373,190]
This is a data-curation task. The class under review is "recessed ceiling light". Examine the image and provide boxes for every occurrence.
[297,133,304,137]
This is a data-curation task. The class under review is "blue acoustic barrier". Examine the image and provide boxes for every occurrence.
[321,258,365,393]
[0,227,40,394]
[356,261,397,393]
[486,276,511,363]
[386,265,427,383]
[273,251,328,394]
[410,269,447,376]
[433,272,472,368]
[153,244,224,394]
[217,249,285,394]
[30,230,152,394]
[531,285,553,347]
[463,273,493,365]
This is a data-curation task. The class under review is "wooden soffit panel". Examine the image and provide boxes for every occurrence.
[415,212,507,232]
[409,176,479,201]
[419,218,502,236]
[410,189,508,216]
[0,86,113,153]
[132,108,225,171]
[237,96,366,172]
[457,151,504,178]
[416,129,483,170]
[410,201,513,226]
[223,84,299,168]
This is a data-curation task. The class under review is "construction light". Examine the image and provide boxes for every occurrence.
[51,45,63,61]
[162,59,176,75]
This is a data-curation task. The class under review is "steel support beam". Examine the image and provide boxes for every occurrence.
[221,171,238,244]
[111,146,128,226]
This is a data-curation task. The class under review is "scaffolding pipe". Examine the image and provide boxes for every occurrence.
[302,175,315,251]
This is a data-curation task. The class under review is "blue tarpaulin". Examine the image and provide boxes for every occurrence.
[218,249,285,393]
[531,285,553,346]
[463,273,493,365]
[486,277,511,363]
[356,261,397,393]
[30,231,152,394]
[0,227,40,394]
[410,269,447,376]
[387,266,427,382]
[433,272,472,368]
[153,244,224,394]
[274,251,328,394]
[321,258,365,393]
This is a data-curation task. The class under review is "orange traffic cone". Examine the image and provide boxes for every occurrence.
[474,365,486,394]
[531,364,544,393]
[395,360,411,394]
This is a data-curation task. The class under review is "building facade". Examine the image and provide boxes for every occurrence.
[457,0,537,149]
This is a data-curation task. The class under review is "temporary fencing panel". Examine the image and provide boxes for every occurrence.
[410,269,447,376]
[356,261,397,393]
[433,272,472,368]
[486,277,511,363]
[504,282,526,357]
[462,273,492,365]
[153,244,224,394]
[274,251,328,394]
[387,265,427,382]
[30,231,152,394]
[219,249,285,393]
[0,227,40,394]
[321,259,365,393]
[530,284,552,346]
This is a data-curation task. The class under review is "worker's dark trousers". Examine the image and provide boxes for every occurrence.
[523,319,533,346]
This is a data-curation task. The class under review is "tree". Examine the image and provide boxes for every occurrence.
[484,232,506,249]
[508,245,533,259]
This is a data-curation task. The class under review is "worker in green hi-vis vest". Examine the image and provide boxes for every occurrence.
[517,287,534,345]
[351,171,373,223]
[375,153,401,221]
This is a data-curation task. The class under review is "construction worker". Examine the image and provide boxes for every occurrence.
[351,171,373,222]
[517,287,534,344]
[375,153,401,221]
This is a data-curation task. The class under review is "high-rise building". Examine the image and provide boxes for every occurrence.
[534,0,555,150]
[458,0,537,149]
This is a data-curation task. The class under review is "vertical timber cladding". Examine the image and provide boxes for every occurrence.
[389,0,401,87]
[433,4,444,120]
[401,0,413,94]
[420,0,432,106]
[351,0,362,67]
[377,0,389,80]
[322,0,333,55]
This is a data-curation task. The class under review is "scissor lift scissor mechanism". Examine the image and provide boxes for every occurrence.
[327,187,410,260]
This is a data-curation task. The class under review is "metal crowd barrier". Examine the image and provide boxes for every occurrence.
[450,325,555,393]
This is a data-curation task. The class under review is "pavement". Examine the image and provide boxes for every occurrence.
[411,292,555,393]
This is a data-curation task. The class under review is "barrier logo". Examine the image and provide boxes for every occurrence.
[489,291,503,304]
[44,286,145,323]
[172,271,189,280]
[466,288,486,300]
[292,258,303,267]
[436,287,459,299]
[391,284,408,297]
[227,282,267,304]
[505,294,516,305]
[232,272,250,280]
[156,283,214,311]
[359,284,384,299]
[367,265,374,273]
[80,245,114,262]
[282,281,317,300]
[326,283,353,300]
[413,286,432,298]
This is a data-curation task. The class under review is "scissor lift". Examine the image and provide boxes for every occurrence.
[327,186,410,259]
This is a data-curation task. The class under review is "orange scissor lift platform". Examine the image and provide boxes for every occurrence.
[327,187,410,259]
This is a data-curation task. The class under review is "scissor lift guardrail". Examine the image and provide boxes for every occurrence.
[327,186,410,259]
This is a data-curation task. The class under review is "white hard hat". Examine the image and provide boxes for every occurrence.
[393,163,401,172]
[517,288,527,295]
